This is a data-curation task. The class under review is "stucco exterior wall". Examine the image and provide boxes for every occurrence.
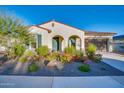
[29,21,114,53]
[30,21,85,51]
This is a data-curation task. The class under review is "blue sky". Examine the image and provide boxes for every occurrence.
[0,5,124,35]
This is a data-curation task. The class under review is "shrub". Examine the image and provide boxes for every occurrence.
[75,50,83,57]
[34,55,40,61]
[36,46,49,57]
[60,53,73,63]
[46,52,73,63]
[86,43,96,59]
[46,52,59,61]
[64,46,76,55]
[52,52,61,61]
[19,50,37,62]
[78,64,90,72]
[8,44,26,58]
[28,63,39,72]
[93,54,102,63]
[46,53,55,62]
[19,56,27,63]
[24,50,36,57]
[73,50,83,61]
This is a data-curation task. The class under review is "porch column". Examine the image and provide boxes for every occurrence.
[36,35,38,48]
[81,36,85,54]
[61,39,65,51]
[76,38,81,50]
[64,37,69,49]
[29,42,32,50]
[107,37,113,52]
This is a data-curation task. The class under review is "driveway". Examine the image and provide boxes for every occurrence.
[101,52,124,72]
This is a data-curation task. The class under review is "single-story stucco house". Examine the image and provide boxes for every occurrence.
[29,20,116,53]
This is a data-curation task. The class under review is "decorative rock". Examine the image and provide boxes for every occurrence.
[56,61,64,70]
[47,60,57,68]
[47,60,64,70]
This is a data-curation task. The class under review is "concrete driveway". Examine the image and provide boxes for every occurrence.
[0,76,124,88]
[101,52,124,72]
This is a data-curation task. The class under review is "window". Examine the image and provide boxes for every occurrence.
[37,34,42,47]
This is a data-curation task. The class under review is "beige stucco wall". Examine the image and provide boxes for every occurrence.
[29,21,85,51]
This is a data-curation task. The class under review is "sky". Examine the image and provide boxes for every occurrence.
[0,5,124,35]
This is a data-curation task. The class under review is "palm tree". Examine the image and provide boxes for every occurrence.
[0,10,34,57]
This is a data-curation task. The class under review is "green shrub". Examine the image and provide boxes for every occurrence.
[75,50,83,57]
[19,56,27,63]
[19,50,37,62]
[46,52,61,61]
[36,46,49,56]
[46,53,55,62]
[46,52,54,61]
[74,50,83,60]
[78,64,90,72]
[64,47,84,60]
[86,43,96,59]
[24,50,36,57]
[8,44,26,58]
[28,63,39,72]
[64,46,76,55]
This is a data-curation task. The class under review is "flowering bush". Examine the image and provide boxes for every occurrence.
[64,47,84,61]
[61,53,73,63]
[46,52,59,61]
[46,52,73,63]
[73,50,83,61]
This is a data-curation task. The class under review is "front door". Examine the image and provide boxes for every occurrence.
[52,37,62,51]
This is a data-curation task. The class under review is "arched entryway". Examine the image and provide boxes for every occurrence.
[52,35,64,51]
[68,35,81,50]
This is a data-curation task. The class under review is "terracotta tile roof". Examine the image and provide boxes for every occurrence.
[31,20,116,36]
[85,31,116,36]
[31,25,51,33]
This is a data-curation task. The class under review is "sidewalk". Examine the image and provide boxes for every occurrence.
[0,76,124,88]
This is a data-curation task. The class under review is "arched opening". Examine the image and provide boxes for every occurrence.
[52,35,64,51]
[68,35,81,50]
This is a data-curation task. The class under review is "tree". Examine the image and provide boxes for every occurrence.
[0,10,34,57]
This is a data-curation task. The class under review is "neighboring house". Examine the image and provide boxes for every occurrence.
[113,35,124,53]
[29,20,116,53]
